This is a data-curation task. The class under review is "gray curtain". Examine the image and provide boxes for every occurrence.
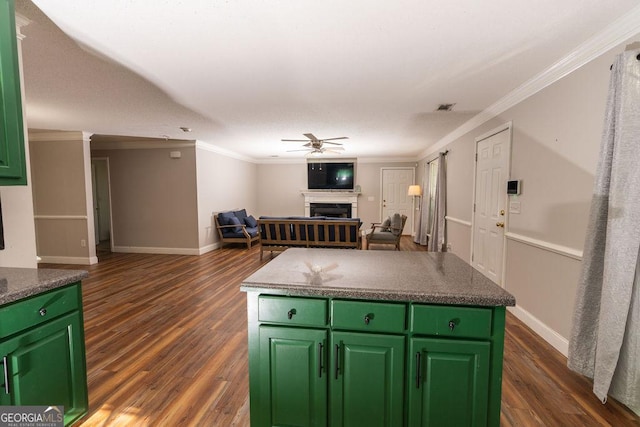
[428,153,446,252]
[414,161,430,245]
[567,48,640,412]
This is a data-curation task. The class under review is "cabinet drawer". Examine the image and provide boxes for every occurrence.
[0,284,80,338]
[258,296,327,327]
[410,305,492,339]
[331,300,406,333]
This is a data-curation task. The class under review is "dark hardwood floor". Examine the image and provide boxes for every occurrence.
[40,237,639,426]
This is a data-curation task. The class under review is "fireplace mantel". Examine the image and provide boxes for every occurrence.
[302,191,361,217]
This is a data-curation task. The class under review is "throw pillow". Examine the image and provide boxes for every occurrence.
[234,209,248,220]
[218,211,235,226]
[229,216,243,233]
[381,217,391,231]
[244,215,258,228]
[390,213,403,236]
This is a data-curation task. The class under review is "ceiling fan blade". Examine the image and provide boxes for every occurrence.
[303,133,319,141]
[321,137,349,141]
[286,148,313,152]
[322,141,343,146]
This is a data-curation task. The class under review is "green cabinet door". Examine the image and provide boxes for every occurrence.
[330,331,405,427]
[408,337,490,427]
[0,0,27,185]
[258,326,327,427]
[0,311,88,426]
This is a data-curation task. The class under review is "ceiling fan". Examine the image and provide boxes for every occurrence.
[282,133,348,155]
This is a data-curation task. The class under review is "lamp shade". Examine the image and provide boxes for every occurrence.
[408,185,422,196]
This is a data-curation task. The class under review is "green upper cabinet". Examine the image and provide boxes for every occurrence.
[0,0,27,185]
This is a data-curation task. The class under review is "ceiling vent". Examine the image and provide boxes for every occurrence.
[436,103,455,112]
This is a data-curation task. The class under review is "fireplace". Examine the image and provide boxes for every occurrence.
[302,191,360,218]
[310,203,352,218]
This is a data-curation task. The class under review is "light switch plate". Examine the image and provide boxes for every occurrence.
[509,201,521,214]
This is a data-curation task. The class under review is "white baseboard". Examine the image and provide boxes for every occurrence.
[198,243,221,254]
[112,246,202,256]
[38,255,98,265]
[508,305,569,357]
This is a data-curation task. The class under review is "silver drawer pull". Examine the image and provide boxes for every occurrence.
[39,308,47,317]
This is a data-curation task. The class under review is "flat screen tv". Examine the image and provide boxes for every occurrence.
[307,162,355,190]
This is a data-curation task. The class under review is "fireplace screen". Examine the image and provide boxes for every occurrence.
[309,203,352,218]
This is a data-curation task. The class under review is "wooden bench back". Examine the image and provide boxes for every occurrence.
[258,219,361,248]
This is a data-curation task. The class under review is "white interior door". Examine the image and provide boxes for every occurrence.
[381,168,413,235]
[472,126,510,286]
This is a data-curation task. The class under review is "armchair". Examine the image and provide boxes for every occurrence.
[214,209,260,249]
[366,213,407,250]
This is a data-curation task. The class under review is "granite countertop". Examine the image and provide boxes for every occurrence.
[241,248,516,307]
[0,267,89,306]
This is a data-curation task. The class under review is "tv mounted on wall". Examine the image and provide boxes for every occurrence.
[307,161,355,190]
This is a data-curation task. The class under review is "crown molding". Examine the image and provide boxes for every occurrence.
[418,4,640,161]
[14,13,30,40]
[91,140,195,150]
[254,155,417,165]
[195,141,257,163]
[28,130,85,142]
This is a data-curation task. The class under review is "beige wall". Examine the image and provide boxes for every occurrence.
[420,36,637,352]
[92,143,200,253]
[29,131,96,264]
[195,144,258,251]
[256,160,417,229]
[256,163,307,217]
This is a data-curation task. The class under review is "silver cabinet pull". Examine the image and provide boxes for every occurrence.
[2,356,9,394]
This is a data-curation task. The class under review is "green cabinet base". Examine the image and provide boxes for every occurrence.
[246,291,507,427]
[0,283,88,426]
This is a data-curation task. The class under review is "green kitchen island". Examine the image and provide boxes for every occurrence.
[241,248,516,427]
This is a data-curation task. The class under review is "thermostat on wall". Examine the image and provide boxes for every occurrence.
[507,180,521,195]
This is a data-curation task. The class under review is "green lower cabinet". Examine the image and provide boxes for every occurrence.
[0,311,88,425]
[408,338,490,427]
[258,326,327,427]
[248,294,506,427]
[330,332,405,427]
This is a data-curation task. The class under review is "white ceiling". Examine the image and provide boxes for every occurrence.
[15,0,639,161]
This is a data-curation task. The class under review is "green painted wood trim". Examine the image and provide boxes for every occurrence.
[0,0,27,185]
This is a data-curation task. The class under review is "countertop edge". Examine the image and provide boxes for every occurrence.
[240,284,516,307]
[0,269,89,306]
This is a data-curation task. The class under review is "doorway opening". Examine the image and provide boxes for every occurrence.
[91,158,113,258]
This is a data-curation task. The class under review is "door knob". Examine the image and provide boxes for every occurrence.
[500,210,505,216]
[496,222,505,228]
